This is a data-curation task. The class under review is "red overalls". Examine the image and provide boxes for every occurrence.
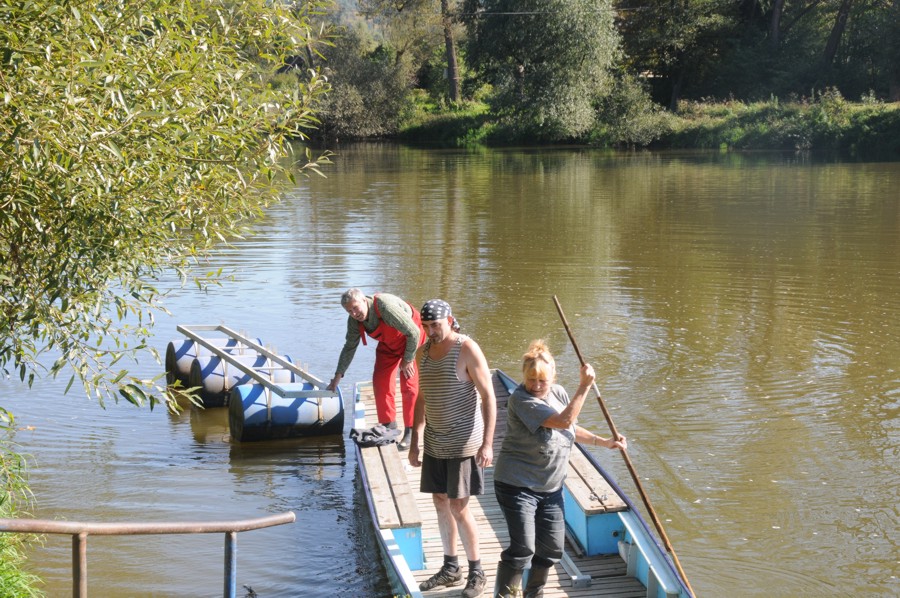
[360,295,425,427]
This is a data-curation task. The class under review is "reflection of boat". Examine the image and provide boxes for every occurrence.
[228,434,346,470]
[184,404,230,444]
[355,369,693,598]
[167,325,343,441]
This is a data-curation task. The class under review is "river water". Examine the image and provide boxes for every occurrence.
[4,144,899,597]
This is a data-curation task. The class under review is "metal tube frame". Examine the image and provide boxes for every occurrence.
[1,512,295,598]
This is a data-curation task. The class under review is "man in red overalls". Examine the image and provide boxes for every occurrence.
[328,288,425,449]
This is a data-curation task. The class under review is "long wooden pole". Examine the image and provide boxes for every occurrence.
[553,295,696,597]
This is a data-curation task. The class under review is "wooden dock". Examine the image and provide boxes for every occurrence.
[357,375,648,598]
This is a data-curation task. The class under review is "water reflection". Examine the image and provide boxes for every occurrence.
[167,400,230,445]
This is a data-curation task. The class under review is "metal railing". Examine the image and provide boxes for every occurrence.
[0,511,296,598]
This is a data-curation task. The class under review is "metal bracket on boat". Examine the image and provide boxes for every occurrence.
[560,550,591,589]
[564,528,585,557]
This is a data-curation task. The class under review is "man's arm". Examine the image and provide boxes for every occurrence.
[327,318,362,391]
[408,344,427,467]
[461,339,496,467]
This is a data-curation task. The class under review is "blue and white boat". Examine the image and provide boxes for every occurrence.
[354,368,694,598]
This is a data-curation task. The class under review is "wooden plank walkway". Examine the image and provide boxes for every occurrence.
[358,376,647,598]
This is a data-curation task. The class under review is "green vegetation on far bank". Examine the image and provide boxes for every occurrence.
[398,91,900,157]
[665,94,900,156]
[311,0,900,157]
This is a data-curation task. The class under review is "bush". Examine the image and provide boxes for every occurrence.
[592,75,672,147]
[315,28,417,140]
[399,99,493,147]
[1,412,42,597]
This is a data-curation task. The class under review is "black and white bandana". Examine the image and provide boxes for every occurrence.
[420,299,452,321]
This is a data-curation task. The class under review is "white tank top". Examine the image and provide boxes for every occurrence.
[420,335,484,459]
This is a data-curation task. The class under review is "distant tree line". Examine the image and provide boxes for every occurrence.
[289,0,899,143]
[616,0,900,108]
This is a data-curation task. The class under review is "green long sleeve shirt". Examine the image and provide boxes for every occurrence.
[335,293,421,376]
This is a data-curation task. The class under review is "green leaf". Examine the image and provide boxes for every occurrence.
[118,385,143,407]
[102,141,123,161]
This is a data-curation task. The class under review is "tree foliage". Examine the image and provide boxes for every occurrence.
[355,0,463,103]
[618,0,900,106]
[315,20,417,139]
[357,0,442,63]
[462,0,620,139]
[0,0,332,409]
[616,0,741,109]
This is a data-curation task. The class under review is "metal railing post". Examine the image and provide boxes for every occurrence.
[73,531,87,598]
[224,531,237,598]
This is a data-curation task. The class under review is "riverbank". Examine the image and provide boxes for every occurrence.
[397,94,900,157]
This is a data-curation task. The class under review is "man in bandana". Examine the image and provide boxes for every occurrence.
[327,288,424,449]
[409,299,497,598]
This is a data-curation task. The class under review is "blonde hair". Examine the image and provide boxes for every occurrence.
[522,339,556,382]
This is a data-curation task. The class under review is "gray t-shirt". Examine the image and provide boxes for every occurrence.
[493,383,576,493]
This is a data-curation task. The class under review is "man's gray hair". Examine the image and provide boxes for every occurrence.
[340,288,366,306]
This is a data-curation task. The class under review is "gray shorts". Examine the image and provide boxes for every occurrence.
[420,454,484,499]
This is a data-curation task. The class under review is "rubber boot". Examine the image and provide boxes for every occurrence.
[493,561,523,598]
[522,565,551,598]
[398,426,412,450]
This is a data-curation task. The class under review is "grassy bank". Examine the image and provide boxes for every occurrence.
[665,95,900,155]
[398,93,900,157]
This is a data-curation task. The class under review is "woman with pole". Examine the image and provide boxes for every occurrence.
[492,339,626,597]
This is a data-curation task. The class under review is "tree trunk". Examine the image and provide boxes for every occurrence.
[441,0,460,103]
[668,59,685,112]
[823,0,853,66]
[768,0,785,50]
